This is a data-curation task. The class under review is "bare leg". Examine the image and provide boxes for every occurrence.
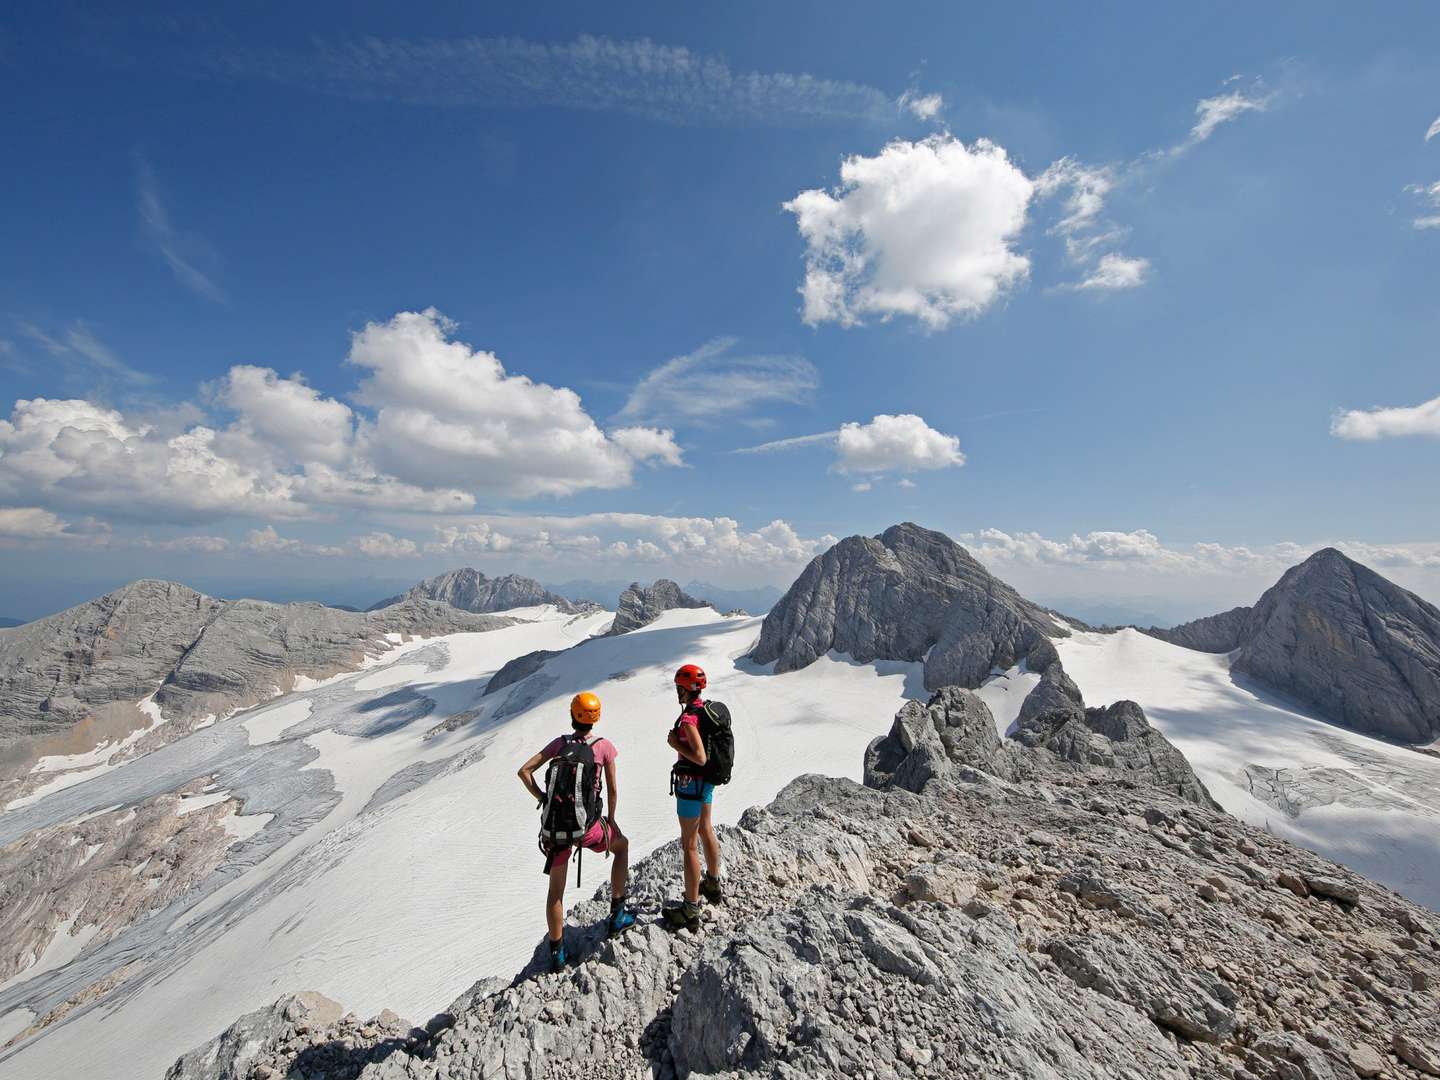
[607,827,630,900]
[678,816,702,902]
[545,858,567,942]
[698,803,721,879]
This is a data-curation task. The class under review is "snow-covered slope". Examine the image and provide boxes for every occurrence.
[0,605,920,1080]
[1058,628,1440,911]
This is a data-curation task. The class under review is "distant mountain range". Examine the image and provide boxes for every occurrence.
[546,578,783,614]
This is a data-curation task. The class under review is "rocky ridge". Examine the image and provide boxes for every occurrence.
[167,687,1440,1080]
[749,522,1066,692]
[1146,548,1440,744]
[0,581,516,806]
[368,570,588,616]
[606,580,712,636]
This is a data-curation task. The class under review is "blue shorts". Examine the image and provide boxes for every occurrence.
[674,774,715,819]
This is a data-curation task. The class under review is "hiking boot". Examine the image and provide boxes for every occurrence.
[661,901,701,931]
[699,873,724,905]
[607,907,637,937]
[547,942,567,973]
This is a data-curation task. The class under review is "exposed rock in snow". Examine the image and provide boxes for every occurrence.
[606,579,712,636]
[1144,605,1252,653]
[750,522,1064,691]
[0,582,515,806]
[367,569,587,616]
[168,690,1440,1080]
[1145,548,1440,744]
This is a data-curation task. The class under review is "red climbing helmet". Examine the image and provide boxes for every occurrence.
[674,663,707,693]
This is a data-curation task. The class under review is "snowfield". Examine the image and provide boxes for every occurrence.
[1058,628,1440,912]
[0,606,920,1080]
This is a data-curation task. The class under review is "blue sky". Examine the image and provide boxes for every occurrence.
[2,2,1438,621]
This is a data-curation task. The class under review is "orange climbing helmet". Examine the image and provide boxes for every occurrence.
[674,664,707,693]
[570,691,602,726]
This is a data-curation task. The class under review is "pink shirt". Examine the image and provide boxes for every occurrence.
[541,734,617,767]
[675,699,705,765]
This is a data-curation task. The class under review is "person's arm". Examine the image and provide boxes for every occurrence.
[604,758,618,824]
[517,749,549,804]
[676,722,707,767]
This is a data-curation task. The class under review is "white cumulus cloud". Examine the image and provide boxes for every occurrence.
[0,506,77,540]
[352,531,420,559]
[1331,394,1440,440]
[217,365,356,467]
[784,135,1034,329]
[834,414,965,474]
[349,309,682,497]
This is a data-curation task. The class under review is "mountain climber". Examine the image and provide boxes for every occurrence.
[662,663,734,930]
[517,691,635,971]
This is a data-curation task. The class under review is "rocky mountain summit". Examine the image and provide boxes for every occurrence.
[606,580,712,636]
[750,522,1067,691]
[1147,548,1440,744]
[369,570,586,616]
[0,580,515,806]
[168,687,1440,1080]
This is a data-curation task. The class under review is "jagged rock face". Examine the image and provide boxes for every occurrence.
[1150,549,1440,744]
[865,686,1016,789]
[1233,549,1440,744]
[606,579,710,636]
[170,761,1440,1080]
[1145,605,1252,653]
[1015,700,1221,810]
[750,522,1064,691]
[870,686,1217,809]
[369,569,582,615]
[0,583,514,800]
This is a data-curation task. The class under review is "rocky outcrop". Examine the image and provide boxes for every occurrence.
[368,569,585,615]
[867,685,1218,809]
[1145,549,1440,744]
[750,522,1065,691]
[0,582,515,802]
[170,708,1440,1080]
[1145,605,1252,653]
[605,580,711,636]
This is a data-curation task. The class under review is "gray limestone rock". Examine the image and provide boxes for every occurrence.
[164,991,343,1080]
[1144,606,1252,653]
[606,579,711,635]
[1146,548,1440,744]
[1015,699,1221,809]
[1045,932,1238,1042]
[865,686,1015,790]
[481,648,563,697]
[0,582,514,800]
[750,522,1065,691]
[367,568,585,615]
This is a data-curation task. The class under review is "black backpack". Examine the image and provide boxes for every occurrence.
[539,734,604,856]
[674,701,734,786]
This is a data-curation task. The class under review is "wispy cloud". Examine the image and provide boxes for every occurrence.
[1406,180,1440,230]
[135,157,226,302]
[17,320,152,386]
[1426,115,1440,141]
[205,34,893,127]
[617,338,819,423]
[731,430,838,455]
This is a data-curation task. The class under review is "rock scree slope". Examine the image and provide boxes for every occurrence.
[167,686,1440,1080]
[750,522,1067,691]
[1146,548,1440,744]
